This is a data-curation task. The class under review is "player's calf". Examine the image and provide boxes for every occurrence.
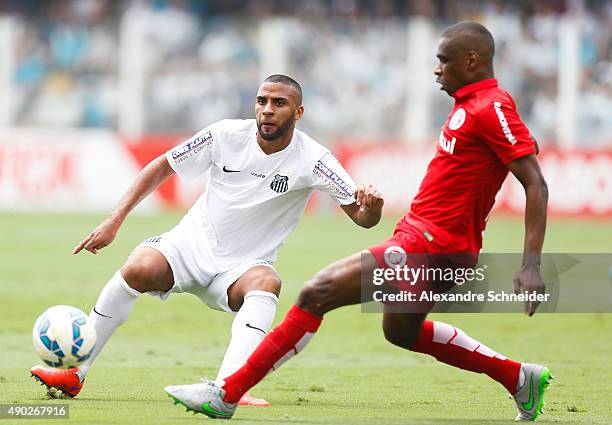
[382,312,428,349]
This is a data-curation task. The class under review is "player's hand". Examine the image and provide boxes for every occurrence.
[513,264,545,316]
[355,184,384,213]
[73,217,122,255]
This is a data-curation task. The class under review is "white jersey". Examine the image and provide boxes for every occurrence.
[165,119,356,265]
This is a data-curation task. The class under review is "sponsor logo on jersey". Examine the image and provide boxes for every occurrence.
[384,245,407,268]
[222,165,240,173]
[449,107,466,130]
[438,131,457,155]
[314,160,353,197]
[171,131,213,160]
[270,174,289,193]
[493,101,517,145]
[251,172,266,178]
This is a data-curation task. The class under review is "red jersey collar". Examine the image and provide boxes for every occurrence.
[452,78,498,100]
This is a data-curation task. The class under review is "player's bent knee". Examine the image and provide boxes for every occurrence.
[120,263,149,293]
[121,250,173,293]
[227,266,282,311]
[235,266,282,295]
[121,262,160,293]
[297,271,333,314]
[254,271,282,296]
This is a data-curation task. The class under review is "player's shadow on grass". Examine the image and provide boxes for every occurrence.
[76,398,521,424]
[210,418,521,424]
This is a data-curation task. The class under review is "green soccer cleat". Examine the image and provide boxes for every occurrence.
[512,363,553,421]
[165,379,237,419]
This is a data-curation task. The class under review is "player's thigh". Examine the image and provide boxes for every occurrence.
[226,265,281,311]
[382,310,428,349]
[297,250,376,315]
[121,247,174,293]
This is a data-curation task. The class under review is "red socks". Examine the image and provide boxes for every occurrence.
[411,320,521,393]
[222,305,322,403]
[222,312,520,403]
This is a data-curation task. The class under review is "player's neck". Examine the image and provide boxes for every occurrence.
[256,130,294,155]
[463,70,495,87]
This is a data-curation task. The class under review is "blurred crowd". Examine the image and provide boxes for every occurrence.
[3,0,612,146]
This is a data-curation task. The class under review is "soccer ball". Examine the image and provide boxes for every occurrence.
[32,305,97,369]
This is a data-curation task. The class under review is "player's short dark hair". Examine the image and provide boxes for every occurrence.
[442,21,495,58]
[264,74,303,104]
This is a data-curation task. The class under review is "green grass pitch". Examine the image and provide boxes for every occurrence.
[1,212,611,424]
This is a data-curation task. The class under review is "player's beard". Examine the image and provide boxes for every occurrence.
[257,114,295,141]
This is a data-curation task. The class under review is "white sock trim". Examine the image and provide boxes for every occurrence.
[115,271,141,298]
[243,289,279,304]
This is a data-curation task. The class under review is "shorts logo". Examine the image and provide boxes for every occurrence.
[449,107,466,130]
[384,245,407,268]
[143,236,161,244]
[270,174,289,193]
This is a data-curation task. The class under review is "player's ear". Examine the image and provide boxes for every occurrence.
[466,50,479,70]
[294,105,304,121]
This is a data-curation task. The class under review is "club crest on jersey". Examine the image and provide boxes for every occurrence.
[449,107,466,130]
[270,174,289,193]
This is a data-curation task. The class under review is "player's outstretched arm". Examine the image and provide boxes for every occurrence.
[73,155,175,255]
[507,154,549,316]
[340,184,384,228]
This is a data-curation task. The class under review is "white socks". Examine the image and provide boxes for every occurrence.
[216,290,278,380]
[76,271,140,381]
[75,279,277,384]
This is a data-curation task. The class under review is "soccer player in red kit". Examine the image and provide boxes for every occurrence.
[165,21,552,421]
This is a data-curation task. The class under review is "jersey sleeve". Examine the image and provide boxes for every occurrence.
[476,99,536,165]
[165,124,219,180]
[311,152,357,206]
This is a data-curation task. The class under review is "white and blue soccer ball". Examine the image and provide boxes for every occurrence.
[32,305,97,369]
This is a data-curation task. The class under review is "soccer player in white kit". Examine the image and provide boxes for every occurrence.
[30,75,384,405]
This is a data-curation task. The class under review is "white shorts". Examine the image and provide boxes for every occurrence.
[134,224,275,313]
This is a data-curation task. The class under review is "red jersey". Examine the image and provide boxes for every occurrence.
[401,78,536,252]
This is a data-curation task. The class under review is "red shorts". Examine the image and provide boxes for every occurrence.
[367,220,477,313]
